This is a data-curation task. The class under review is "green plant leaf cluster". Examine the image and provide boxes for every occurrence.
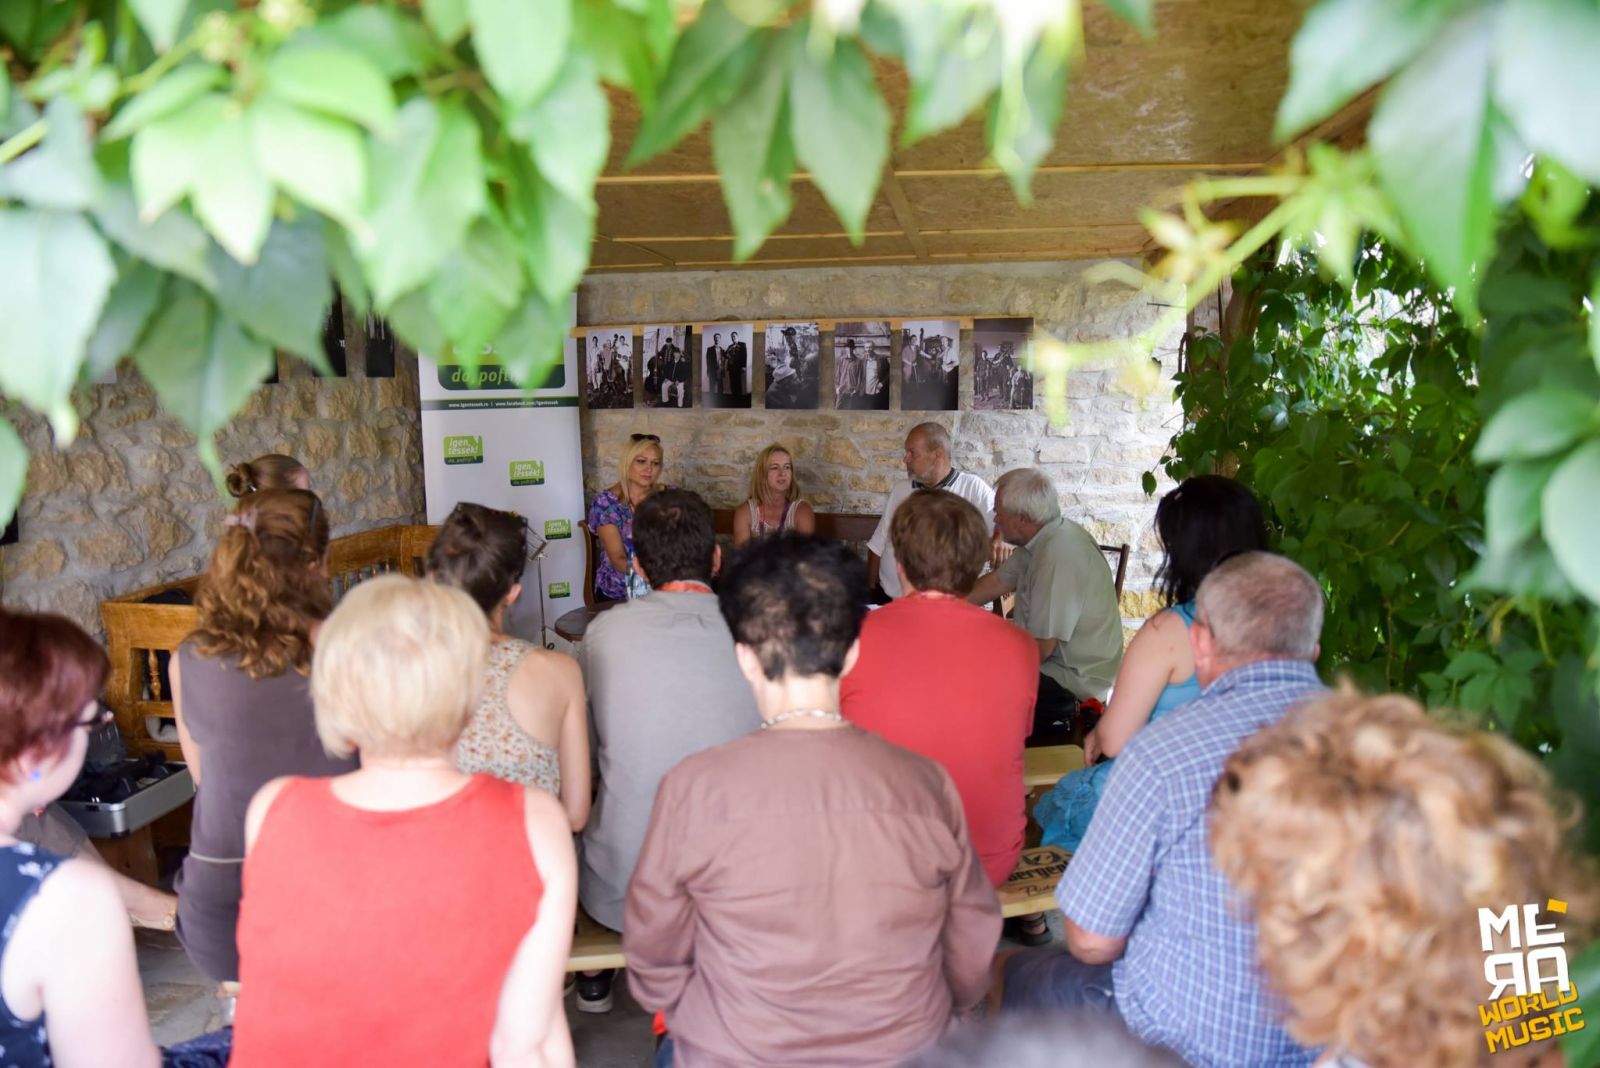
[0,0,1116,523]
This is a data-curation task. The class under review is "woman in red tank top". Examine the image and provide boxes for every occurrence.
[228,576,577,1068]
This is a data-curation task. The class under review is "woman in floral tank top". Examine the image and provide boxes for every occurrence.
[428,503,591,831]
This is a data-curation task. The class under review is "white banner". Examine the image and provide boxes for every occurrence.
[419,307,583,645]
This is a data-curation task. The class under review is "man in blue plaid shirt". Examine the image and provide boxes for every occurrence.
[1000,552,1326,1066]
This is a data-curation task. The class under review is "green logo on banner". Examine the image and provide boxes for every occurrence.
[437,362,565,391]
[443,435,483,465]
[544,519,572,540]
[509,459,545,486]
[548,581,571,598]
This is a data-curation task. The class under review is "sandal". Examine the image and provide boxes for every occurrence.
[1004,913,1053,947]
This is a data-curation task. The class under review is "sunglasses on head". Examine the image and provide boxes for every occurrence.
[630,433,661,443]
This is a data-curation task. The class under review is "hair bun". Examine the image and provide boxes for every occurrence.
[225,463,255,498]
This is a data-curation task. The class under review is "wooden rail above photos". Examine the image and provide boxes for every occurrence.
[566,316,1012,339]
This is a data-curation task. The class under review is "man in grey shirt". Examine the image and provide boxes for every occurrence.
[577,488,761,1012]
[970,468,1123,740]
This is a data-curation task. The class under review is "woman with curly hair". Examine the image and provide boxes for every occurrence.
[171,489,357,983]
[1209,689,1598,1068]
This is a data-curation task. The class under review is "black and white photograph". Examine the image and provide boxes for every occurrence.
[901,319,960,411]
[973,317,1034,410]
[700,323,753,409]
[585,329,634,409]
[642,325,692,409]
[833,321,891,410]
[764,322,821,410]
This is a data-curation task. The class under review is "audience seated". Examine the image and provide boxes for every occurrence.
[576,489,760,1013]
[428,502,590,830]
[588,434,665,602]
[840,491,1037,886]
[0,609,162,1068]
[905,1013,1183,1068]
[1210,689,1599,1068]
[171,489,357,984]
[970,468,1126,741]
[998,551,1325,1067]
[624,536,1001,1067]
[732,442,815,545]
[867,423,996,601]
[225,453,309,497]
[229,576,576,1067]
[1036,475,1268,850]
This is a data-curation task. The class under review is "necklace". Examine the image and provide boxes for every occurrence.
[760,707,846,730]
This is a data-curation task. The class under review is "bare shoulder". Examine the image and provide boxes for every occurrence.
[24,856,122,942]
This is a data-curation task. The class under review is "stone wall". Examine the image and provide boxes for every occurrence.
[577,261,1183,621]
[0,343,425,640]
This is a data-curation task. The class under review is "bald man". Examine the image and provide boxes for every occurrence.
[867,423,996,601]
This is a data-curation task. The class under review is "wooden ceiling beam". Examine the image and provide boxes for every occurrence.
[881,173,930,261]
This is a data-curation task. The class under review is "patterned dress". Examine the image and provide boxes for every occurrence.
[586,488,634,601]
[0,842,60,1066]
[454,638,562,798]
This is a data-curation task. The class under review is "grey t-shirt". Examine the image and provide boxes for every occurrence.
[997,516,1124,701]
[578,590,762,931]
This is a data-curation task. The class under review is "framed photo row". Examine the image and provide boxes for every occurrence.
[578,318,1035,413]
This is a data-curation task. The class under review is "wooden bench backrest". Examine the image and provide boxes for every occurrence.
[100,524,440,757]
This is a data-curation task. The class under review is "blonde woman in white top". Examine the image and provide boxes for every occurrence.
[733,443,816,547]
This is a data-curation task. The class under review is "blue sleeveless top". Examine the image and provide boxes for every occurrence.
[1036,602,1200,853]
[0,841,63,1067]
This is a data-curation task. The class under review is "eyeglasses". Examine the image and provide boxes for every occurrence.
[629,433,661,443]
[75,707,113,732]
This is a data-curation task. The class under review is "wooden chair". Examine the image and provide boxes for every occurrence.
[1102,542,1131,600]
[579,519,598,609]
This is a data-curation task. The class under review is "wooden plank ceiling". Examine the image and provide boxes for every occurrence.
[590,0,1355,274]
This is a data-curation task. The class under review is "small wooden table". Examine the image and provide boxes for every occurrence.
[1023,745,1085,788]
[553,601,619,644]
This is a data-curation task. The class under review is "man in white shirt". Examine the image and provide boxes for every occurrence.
[867,423,996,600]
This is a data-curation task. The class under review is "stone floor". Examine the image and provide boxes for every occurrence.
[139,917,1057,1066]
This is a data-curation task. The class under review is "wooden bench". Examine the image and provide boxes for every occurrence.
[561,845,1071,972]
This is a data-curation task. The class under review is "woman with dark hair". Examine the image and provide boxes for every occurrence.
[0,608,161,1067]
[1034,475,1269,851]
[624,536,1000,1067]
[171,488,357,983]
[428,503,591,831]
[225,453,309,497]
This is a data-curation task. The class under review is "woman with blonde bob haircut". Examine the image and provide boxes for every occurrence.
[733,442,815,546]
[230,576,577,1067]
[1209,689,1598,1068]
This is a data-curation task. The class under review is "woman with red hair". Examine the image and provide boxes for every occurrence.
[0,607,160,1067]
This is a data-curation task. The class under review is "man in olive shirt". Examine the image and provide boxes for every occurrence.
[970,467,1123,739]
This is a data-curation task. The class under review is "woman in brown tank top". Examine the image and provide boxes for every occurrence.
[171,488,356,983]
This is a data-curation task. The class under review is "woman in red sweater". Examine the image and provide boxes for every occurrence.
[228,576,576,1068]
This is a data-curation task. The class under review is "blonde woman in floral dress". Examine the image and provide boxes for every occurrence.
[428,503,591,830]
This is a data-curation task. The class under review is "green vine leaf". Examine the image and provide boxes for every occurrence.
[130,92,226,223]
[422,0,469,45]
[91,184,216,290]
[1493,0,1600,187]
[1098,0,1154,36]
[1542,439,1600,603]
[324,220,369,318]
[0,98,100,210]
[712,28,798,261]
[427,217,525,361]
[511,53,610,206]
[1369,5,1497,320]
[468,0,572,109]
[209,217,333,371]
[902,17,999,145]
[986,38,1070,203]
[130,0,187,51]
[1474,389,1596,464]
[789,38,889,241]
[102,64,224,141]
[250,98,369,234]
[0,416,24,528]
[132,282,277,482]
[312,7,442,80]
[626,0,760,167]
[86,261,167,379]
[189,108,273,264]
[263,46,397,136]
[509,158,594,304]
[0,208,115,441]
[1590,270,1600,373]
[358,97,486,308]
[1276,0,1461,141]
[491,289,568,390]
[1483,456,1562,555]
